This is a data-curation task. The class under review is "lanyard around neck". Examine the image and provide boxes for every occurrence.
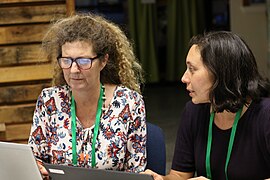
[71,84,104,167]
[206,106,243,180]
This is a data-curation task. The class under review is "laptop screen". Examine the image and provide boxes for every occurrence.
[0,141,43,180]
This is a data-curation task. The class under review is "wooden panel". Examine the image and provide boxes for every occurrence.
[0,5,66,25]
[0,131,5,141]
[0,24,50,45]
[66,0,75,15]
[0,123,6,132]
[0,64,53,83]
[0,104,35,124]
[0,83,49,104]
[0,0,64,4]
[0,44,47,66]
[0,0,74,143]
[2,123,32,141]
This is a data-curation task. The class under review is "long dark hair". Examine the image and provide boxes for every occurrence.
[189,31,270,112]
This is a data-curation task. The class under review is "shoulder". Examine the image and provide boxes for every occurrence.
[251,98,270,154]
[41,85,69,93]
[115,85,143,101]
[250,98,270,117]
[258,97,270,111]
[39,85,70,99]
[248,98,270,135]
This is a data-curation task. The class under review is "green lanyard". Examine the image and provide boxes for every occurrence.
[206,106,243,180]
[71,84,104,167]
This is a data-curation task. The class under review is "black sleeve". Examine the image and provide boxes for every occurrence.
[258,99,270,169]
[171,101,196,172]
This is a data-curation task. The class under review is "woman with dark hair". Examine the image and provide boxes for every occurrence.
[145,31,270,179]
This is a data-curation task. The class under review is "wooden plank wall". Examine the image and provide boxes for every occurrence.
[0,0,75,144]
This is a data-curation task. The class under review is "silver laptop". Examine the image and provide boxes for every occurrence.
[0,141,43,180]
[44,163,154,180]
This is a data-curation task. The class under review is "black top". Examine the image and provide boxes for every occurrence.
[172,98,270,180]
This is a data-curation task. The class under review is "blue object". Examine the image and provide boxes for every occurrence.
[146,122,166,175]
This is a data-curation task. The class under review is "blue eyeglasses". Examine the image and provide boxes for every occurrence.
[57,54,102,70]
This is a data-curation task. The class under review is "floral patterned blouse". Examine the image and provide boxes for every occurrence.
[28,85,147,173]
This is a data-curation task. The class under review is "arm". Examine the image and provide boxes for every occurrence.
[36,159,49,180]
[28,90,50,177]
[155,102,199,179]
[165,170,194,180]
[143,169,194,180]
[125,92,147,172]
[28,91,48,160]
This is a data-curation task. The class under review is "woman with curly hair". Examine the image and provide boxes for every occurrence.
[28,13,146,179]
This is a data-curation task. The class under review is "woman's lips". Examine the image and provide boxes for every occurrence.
[187,89,195,96]
[70,78,83,81]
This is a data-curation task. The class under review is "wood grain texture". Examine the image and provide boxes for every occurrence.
[0,5,66,25]
[0,24,50,45]
[0,83,50,104]
[0,104,35,124]
[0,123,6,132]
[0,64,53,83]
[0,44,47,66]
[0,0,65,4]
[0,0,74,143]
[2,123,32,141]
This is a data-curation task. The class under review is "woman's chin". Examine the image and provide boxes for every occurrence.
[191,99,200,104]
[69,83,85,91]
[191,98,209,104]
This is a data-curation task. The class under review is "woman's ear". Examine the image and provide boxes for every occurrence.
[100,54,109,70]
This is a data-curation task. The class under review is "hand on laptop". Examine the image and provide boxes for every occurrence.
[142,169,163,180]
[36,160,49,180]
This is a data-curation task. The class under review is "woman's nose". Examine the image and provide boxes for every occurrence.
[181,70,189,83]
[70,62,80,73]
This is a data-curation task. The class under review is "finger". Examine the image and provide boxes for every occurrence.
[141,169,155,176]
[37,161,49,176]
[188,176,209,180]
[39,165,49,176]
[143,169,154,174]
[38,165,49,180]
[142,169,163,180]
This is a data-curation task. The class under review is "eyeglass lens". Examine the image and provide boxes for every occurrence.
[58,57,92,69]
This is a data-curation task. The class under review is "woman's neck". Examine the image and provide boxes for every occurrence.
[214,111,236,130]
[70,83,117,128]
[72,86,100,107]
[213,103,250,130]
[72,85,101,128]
